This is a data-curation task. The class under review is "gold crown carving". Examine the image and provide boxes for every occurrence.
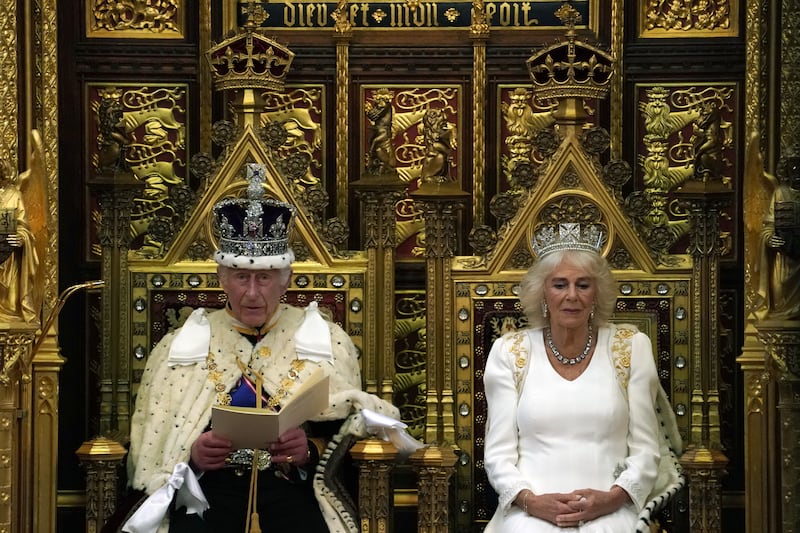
[206,6,294,93]
[525,3,614,101]
[531,222,605,259]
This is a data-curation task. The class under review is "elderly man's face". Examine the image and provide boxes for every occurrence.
[218,266,290,327]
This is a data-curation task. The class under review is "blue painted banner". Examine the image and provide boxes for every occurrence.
[238,1,590,29]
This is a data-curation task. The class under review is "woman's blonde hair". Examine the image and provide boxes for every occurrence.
[518,250,616,329]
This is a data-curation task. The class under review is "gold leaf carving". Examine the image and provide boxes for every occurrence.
[641,0,737,37]
[88,1,183,38]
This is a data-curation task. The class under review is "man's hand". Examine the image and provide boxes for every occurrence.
[190,430,232,472]
[269,427,311,467]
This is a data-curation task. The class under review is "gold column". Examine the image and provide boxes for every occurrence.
[676,183,730,533]
[470,0,488,226]
[352,176,406,401]
[76,437,128,533]
[408,184,464,532]
[740,0,775,528]
[0,0,18,169]
[332,16,352,222]
[24,0,62,518]
[410,186,468,446]
[31,336,63,533]
[756,322,800,532]
[350,438,399,533]
[409,446,458,533]
[199,1,212,153]
[736,332,778,533]
[91,173,142,436]
[609,0,623,158]
[0,329,36,533]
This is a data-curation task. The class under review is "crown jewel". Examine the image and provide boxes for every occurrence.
[531,223,604,258]
[525,3,614,101]
[213,163,297,269]
[206,10,294,93]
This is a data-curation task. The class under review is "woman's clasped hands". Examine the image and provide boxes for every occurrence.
[522,486,631,528]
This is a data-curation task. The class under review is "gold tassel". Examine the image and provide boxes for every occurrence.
[245,370,266,533]
[249,512,262,533]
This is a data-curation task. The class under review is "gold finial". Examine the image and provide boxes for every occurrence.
[554,1,581,32]
[241,2,269,29]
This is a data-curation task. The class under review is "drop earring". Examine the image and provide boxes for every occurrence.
[589,303,595,324]
[542,301,549,319]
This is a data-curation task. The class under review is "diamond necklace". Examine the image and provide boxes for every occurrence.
[545,325,593,365]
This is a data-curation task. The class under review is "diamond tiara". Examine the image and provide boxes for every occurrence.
[531,222,605,258]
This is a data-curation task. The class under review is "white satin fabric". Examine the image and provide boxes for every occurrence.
[294,301,334,363]
[121,462,208,533]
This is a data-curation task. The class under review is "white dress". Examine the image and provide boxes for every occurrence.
[483,326,660,533]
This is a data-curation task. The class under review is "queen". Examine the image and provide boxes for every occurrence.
[483,222,682,532]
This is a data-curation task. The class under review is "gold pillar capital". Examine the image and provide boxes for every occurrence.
[76,436,128,462]
[408,443,459,468]
[679,445,729,470]
[350,437,399,462]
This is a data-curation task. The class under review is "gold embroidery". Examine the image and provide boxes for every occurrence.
[509,332,529,393]
[205,352,232,405]
[611,326,635,397]
[206,341,309,409]
[266,359,307,409]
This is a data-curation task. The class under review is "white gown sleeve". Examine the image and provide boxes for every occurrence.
[483,332,533,512]
[613,331,660,510]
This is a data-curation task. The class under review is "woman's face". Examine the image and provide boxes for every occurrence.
[543,259,597,331]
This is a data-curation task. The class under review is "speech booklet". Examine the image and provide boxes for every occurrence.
[211,368,330,449]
